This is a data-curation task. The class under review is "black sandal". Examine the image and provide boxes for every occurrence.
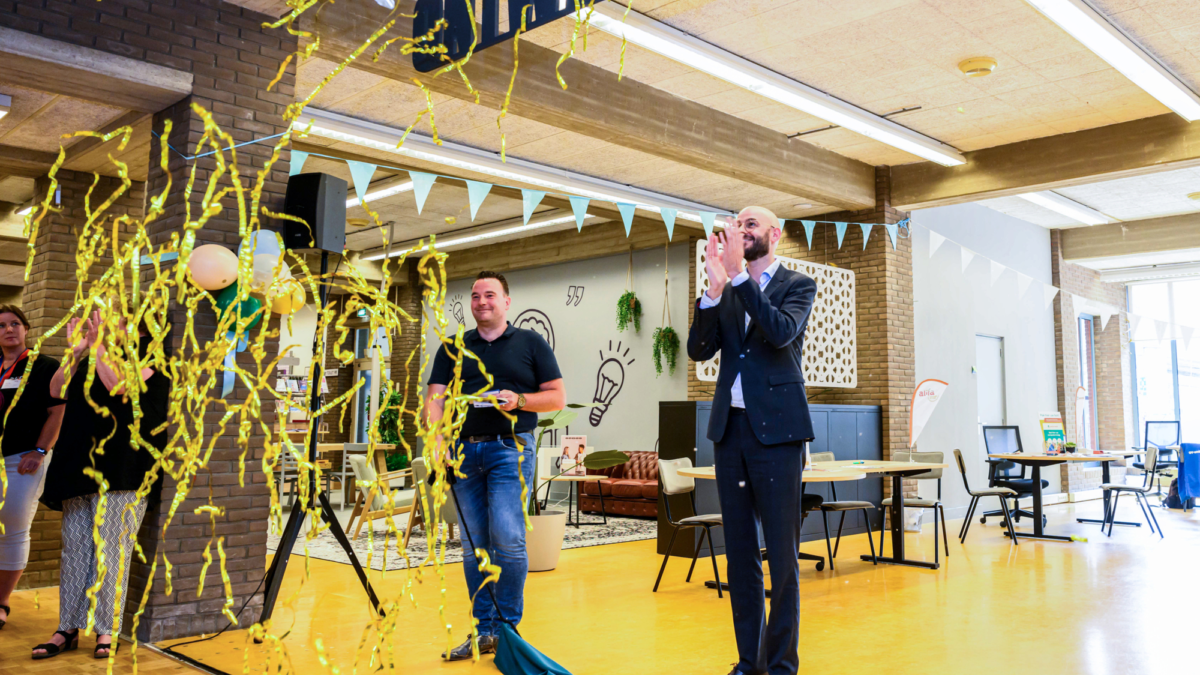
[95,638,119,659]
[0,603,8,629]
[32,629,79,660]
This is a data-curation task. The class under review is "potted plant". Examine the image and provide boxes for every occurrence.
[1064,442,1077,454]
[525,404,628,571]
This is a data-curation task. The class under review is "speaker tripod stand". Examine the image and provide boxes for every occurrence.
[257,249,383,633]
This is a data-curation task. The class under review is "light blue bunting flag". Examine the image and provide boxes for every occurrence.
[700,212,716,238]
[466,180,492,221]
[617,203,637,236]
[409,171,437,214]
[660,208,677,241]
[346,160,377,206]
[884,223,900,250]
[569,196,590,231]
[860,223,873,250]
[802,220,816,249]
[522,189,546,225]
[289,150,309,177]
[834,222,848,249]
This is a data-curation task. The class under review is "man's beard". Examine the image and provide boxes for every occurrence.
[744,233,770,262]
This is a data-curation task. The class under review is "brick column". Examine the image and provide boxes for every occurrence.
[17,171,146,590]
[391,260,424,451]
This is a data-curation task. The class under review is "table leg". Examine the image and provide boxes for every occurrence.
[861,473,938,569]
[1077,460,1141,527]
[597,483,608,525]
[1006,464,1072,542]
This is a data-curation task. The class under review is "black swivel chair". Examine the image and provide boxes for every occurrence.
[980,426,1049,530]
[1133,421,1180,499]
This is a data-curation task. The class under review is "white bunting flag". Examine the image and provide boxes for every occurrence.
[989,260,1005,286]
[466,180,493,221]
[1127,313,1142,340]
[1096,304,1114,331]
[1182,325,1194,350]
[1016,272,1033,298]
[961,247,976,272]
[929,230,946,258]
[1042,284,1059,310]
[1155,320,1168,343]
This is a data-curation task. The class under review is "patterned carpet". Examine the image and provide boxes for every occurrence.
[266,510,658,571]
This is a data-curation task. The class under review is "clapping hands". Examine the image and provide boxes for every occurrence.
[66,310,102,358]
[704,216,746,300]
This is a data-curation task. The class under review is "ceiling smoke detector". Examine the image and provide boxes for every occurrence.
[959,57,998,77]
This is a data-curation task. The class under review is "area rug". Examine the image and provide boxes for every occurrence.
[266,513,657,571]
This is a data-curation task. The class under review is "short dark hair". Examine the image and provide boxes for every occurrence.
[475,270,509,296]
[0,305,29,329]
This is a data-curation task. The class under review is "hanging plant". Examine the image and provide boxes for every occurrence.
[616,290,642,332]
[652,326,679,376]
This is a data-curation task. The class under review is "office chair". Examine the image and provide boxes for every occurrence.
[980,426,1049,530]
[1133,421,1180,499]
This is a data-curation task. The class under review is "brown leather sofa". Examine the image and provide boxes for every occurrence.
[579,451,658,518]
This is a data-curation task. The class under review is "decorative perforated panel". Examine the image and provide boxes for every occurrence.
[694,242,856,388]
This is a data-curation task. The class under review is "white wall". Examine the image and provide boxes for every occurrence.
[278,305,318,422]
[912,203,1060,515]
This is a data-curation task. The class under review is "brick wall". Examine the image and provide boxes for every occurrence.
[1050,230,1132,492]
[390,260,423,451]
[1,0,300,640]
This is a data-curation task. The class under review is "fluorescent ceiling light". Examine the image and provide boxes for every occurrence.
[295,108,726,225]
[346,180,413,208]
[0,93,10,120]
[1017,190,1114,225]
[589,5,965,166]
[364,212,594,260]
[1024,0,1200,121]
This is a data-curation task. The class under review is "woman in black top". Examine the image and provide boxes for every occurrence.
[0,305,65,631]
[32,311,170,660]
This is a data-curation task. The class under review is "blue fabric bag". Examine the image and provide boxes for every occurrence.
[1177,443,1200,508]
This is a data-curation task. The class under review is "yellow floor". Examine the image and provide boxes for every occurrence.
[5,501,1198,674]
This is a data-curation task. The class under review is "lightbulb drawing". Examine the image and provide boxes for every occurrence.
[590,340,635,426]
[514,308,555,351]
[449,294,465,326]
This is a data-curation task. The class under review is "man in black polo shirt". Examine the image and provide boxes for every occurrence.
[425,270,564,661]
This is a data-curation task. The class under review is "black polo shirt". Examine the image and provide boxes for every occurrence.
[428,323,561,437]
[0,354,66,457]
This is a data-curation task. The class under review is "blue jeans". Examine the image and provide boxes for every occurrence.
[453,432,536,637]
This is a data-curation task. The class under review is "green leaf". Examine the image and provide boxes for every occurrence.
[566,402,603,409]
[537,408,578,431]
[582,450,630,469]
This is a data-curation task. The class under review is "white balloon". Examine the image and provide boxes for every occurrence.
[251,253,290,292]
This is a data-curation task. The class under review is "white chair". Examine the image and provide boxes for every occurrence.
[402,457,459,552]
[345,453,415,539]
[653,457,724,597]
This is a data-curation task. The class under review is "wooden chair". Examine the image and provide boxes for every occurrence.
[402,457,458,552]
[345,454,416,539]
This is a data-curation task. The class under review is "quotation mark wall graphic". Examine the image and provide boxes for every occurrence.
[514,308,555,351]
[590,340,635,427]
[565,285,585,306]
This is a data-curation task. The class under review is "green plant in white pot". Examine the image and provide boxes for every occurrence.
[525,404,628,572]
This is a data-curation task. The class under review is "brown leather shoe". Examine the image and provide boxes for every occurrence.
[443,634,498,661]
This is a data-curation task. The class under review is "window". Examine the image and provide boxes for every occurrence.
[1129,280,1198,444]
[1078,316,1098,449]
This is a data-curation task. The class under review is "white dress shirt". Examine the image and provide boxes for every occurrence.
[698,258,782,408]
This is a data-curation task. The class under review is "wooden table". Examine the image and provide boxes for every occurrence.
[316,443,396,474]
[680,465,867,592]
[990,453,1125,541]
[544,475,607,528]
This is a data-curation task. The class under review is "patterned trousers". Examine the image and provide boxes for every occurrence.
[59,491,147,635]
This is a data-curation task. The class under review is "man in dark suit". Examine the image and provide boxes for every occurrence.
[687,206,816,675]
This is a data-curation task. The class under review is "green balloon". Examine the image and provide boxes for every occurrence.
[214,283,263,330]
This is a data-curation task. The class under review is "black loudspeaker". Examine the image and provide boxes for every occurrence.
[283,173,347,253]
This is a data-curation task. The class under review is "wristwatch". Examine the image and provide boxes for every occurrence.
[516,393,527,409]
[33,447,47,456]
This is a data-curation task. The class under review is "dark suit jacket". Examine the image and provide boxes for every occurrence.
[687,264,817,446]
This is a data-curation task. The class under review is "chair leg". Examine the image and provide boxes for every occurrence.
[401,498,421,552]
[863,509,877,564]
[1107,493,1121,537]
[833,511,847,558]
[939,505,949,556]
[708,527,724,599]
[960,497,978,543]
[933,507,940,566]
[821,510,836,571]
[687,527,707,583]
[997,497,1018,545]
[1142,493,1164,539]
[653,526,680,593]
[1134,493,1154,534]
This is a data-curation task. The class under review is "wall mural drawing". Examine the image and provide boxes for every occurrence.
[566,285,585,306]
[590,340,635,426]
[513,308,556,351]
[449,293,465,327]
